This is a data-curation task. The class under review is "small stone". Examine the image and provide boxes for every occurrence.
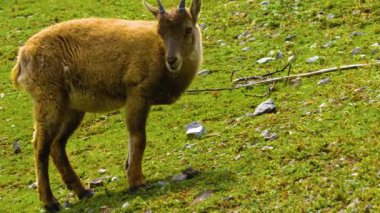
[310,43,318,49]
[0,93,4,98]
[90,178,104,188]
[371,42,379,47]
[322,41,334,48]
[347,198,360,209]
[318,78,331,85]
[276,51,284,59]
[242,47,251,52]
[122,201,130,209]
[98,168,106,174]
[261,146,274,151]
[63,200,71,209]
[288,55,296,62]
[100,206,111,213]
[192,191,213,205]
[199,23,207,29]
[198,69,211,76]
[350,31,365,37]
[248,99,277,116]
[352,47,362,55]
[306,56,319,63]
[172,173,188,181]
[13,140,21,154]
[290,77,302,87]
[326,13,335,20]
[260,1,270,6]
[184,143,195,149]
[256,57,275,64]
[319,103,327,108]
[285,35,296,41]
[260,130,278,141]
[28,182,38,189]
[111,176,119,182]
[186,122,206,139]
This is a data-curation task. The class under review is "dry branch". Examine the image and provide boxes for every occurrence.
[235,61,380,89]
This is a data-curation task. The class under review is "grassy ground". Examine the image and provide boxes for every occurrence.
[0,0,380,212]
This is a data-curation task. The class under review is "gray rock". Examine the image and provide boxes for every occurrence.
[192,191,213,205]
[318,78,331,85]
[28,182,38,189]
[285,35,296,41]
[90,178,104,188]
[260,130,278,141]
[186,122,206,139]
[326,13,335,20]
[111,176,119,182]
[98,168,106,174]
[261,146,274,151]
[350,31,365,37]
[248,99,277,116]
[172,173,188,181]
[122,201,130,209]
[242,47,251,52]
[172,167,201,181]
[260,1,270,6]
[276,51,284,59]
[352,47,362,55]
[197,69,211,76]
[13,140,21,154]
[371,42,379,47]
[306,56,320,63]
[256,57,275,64]
[322,41,334,48]
[199,23,207,29]
[290,77,302,87]
[288,55,296,62]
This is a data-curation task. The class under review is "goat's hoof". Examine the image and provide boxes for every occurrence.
[44,202,61,212]
[78,188,94,200]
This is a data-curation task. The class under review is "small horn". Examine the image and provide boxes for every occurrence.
[157,0,166,14]
[178,0,186,12]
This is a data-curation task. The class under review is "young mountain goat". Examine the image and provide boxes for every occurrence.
[11,0,202,211]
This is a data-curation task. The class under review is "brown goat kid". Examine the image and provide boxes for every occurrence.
[11,0,202,211]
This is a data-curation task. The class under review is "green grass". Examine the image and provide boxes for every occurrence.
[1,0,380,212]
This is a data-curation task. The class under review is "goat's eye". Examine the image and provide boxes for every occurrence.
[185,27,192,35]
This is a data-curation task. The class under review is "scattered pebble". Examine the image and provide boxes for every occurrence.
[285,34,296,41]
[371,42,379,47]
[0,93,4,98]
[192,191,213,205]
[260,1,270,6]
[261,146,274,151]
[260,130,278,141]
[350,31,365,37]
[319,103,327,108]
[111,176,119,182]
[290,77,302,87]
[326,13,335,20]
[276,51,284,59]
[242,47,251,52]
[198,69,211,76]
[122,201,130,209]
[172,167,201,181]
[306,56,320,64]
[322,41,334,49]
[63,200,71,209]
[13,140,21,154]
[347,198,360,209]
[28,182,38,189]
[184,143,195,149]
[288,55,296,62]
[90,178,104,188]
[256,57,275,64]
[352,47,362,55]
[98,168,106,174]
[318,78,331,85]
[186,122,206,139]
[248,99,277,116]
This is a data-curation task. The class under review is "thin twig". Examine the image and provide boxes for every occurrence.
[235,62,380,89]
[232,63,291,84]
[186,87,236,94]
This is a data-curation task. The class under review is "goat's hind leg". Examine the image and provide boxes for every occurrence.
[32,100,65,211]
[50,109,94,200]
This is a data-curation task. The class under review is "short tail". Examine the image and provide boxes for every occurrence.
[11,60,21,89]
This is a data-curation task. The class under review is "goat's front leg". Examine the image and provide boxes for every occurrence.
[125,96,150,191]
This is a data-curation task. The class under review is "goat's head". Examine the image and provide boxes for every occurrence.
[143,0,202,72]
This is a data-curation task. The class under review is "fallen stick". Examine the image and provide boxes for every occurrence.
[235,61,380,88]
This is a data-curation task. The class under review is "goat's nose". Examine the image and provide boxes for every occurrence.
[167,57,178,65]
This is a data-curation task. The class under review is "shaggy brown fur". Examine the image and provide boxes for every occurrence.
[11,0,202,211]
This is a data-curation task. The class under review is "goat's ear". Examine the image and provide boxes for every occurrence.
[190,0,201,23]
[143,0,159,18]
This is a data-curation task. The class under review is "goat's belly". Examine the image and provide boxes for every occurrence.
[68,92,125,112]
